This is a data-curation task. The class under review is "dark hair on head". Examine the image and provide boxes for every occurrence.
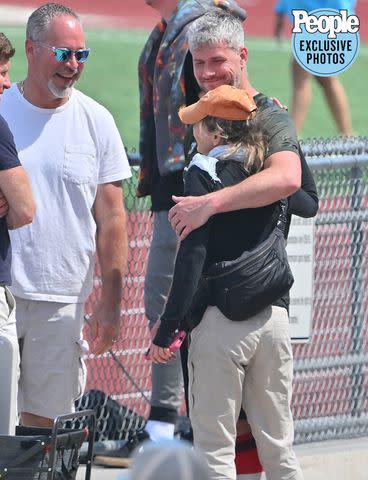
[26,3,80,41]
[202,113,266,175]
[0,32,15,60]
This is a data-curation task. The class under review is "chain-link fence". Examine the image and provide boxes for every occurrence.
[76,136,368,445]
[292,137,368,443]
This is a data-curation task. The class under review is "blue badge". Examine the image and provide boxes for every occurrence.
[291,9,360,76]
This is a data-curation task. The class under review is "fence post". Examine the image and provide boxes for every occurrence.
[350,165,364,418]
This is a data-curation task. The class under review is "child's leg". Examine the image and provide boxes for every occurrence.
[236,416,266,479]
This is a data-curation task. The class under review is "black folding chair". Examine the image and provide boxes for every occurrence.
[0,410,95,480]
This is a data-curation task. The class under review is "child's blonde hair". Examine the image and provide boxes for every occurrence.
[202,113,266,175]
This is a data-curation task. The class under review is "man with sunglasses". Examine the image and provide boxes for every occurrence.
[0,3,131,428]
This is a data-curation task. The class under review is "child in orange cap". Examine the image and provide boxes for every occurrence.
[149,84,269,352]
[148,85,270,480]
[178,85,263,177]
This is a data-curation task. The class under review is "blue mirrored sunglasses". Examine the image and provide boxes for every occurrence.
[36,42,90,63]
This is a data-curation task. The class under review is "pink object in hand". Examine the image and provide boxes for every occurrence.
[169,330,187,353]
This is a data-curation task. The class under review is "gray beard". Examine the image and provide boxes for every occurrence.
[48,79,74,99]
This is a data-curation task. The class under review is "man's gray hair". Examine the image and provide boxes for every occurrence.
[26,3,80,41]
[188,10,245,52]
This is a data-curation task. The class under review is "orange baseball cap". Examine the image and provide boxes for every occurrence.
[179,85,257,124]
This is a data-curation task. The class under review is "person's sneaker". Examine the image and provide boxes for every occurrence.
[174,415,193,443]
[93,430,150,468]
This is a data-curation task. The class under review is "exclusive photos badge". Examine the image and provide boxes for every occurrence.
[292,9,360,76]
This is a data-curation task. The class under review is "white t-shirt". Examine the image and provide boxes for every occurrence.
[1,85,131,303]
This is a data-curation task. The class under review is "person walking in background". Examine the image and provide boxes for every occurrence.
[0,32,35,431]
[0,3,131,428]
[274,0,355,136]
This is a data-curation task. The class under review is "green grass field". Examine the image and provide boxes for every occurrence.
[2,26,367,153]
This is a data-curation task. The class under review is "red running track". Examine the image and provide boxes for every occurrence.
[4,0,367,41]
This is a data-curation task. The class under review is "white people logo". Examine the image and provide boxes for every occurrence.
[291,9,360,76]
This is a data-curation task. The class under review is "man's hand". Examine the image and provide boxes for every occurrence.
[168,194,213,240]
[91,181,127,355]
[88,301,121,355]
[0,189,9,218]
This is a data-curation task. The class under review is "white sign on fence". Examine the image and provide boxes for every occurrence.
[286,216,315,343]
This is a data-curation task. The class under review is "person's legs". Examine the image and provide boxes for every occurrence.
[243,306,303,480]
[189,306,267,480]
[0,287,17,340]
[145,211,183,439]
[16,298,87,427]
[235,416,265,480]
[291,58,312,133]
[0,287,19,371]
[315,75,353,135]
[0,287,19,434]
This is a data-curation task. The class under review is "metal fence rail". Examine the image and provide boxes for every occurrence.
[76,136,368,444]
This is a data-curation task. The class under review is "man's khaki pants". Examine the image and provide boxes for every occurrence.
[188,305,304,480]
